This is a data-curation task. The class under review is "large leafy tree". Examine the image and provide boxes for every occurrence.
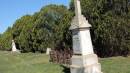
[0,5,73,53]
[32,5,73,51]
[0,27,13,50]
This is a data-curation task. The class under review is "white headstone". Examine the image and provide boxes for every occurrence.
[46,48,51,55]
[70,0,103,73]
[12,40,20,53]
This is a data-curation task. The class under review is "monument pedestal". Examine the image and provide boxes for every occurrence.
[71,54,102,73]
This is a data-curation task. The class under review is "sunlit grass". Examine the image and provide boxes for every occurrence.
[0,51,130,73]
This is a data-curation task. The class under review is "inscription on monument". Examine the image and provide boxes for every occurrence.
[73,31,81,54]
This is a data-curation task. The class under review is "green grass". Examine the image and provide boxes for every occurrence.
[0,51,64,73]
[0,51,130,73]
[101,56,130,73]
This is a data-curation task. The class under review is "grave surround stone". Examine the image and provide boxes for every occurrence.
[46,48,51,55]
[70,0,103,73]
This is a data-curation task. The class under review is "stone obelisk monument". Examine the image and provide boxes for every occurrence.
[70,0,103,73]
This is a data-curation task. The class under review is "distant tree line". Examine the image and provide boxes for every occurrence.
[0,5,73,53]
[0,0,130,57]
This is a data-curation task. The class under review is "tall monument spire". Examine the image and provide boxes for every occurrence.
[70,0,103,73]
[74,0,82,17]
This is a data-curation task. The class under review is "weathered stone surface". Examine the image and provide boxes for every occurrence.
[71,54,102,73]
[70,0,103,73]
[72,30,81,54]
[70,15,91,30]
[71,63,102,73]
[72,29,94,55]
[70,0,91,30]
[71,54,98,66]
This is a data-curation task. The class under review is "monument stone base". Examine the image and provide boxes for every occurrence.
[12,50,21,53]
[70,54,103,73]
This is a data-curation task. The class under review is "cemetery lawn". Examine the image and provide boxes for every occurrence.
[0,51,130,73]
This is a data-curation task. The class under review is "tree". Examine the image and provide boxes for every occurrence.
[0,27,13,51]
[72,0,130,57]
[0,5,73,53]
[32,5,73,51]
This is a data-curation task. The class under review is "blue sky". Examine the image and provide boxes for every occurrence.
[0,0,70,34]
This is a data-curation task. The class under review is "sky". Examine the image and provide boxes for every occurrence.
[0,0,70,34]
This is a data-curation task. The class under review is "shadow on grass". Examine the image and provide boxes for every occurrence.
[60,65,70,73]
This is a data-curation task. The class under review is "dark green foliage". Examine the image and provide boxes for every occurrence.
[12,15,34,52]
[0,27,13,51]
[30,5,73,52]
[77,0,130,57]
[0,5,73,53]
